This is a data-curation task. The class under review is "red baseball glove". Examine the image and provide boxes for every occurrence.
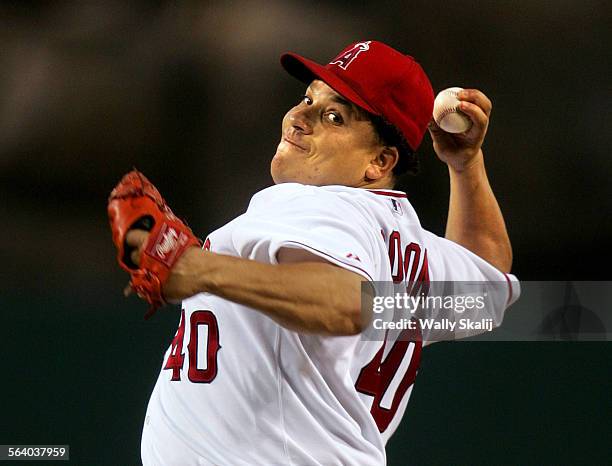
[108,170,201,318]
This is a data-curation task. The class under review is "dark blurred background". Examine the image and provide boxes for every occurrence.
[1,1,610,465]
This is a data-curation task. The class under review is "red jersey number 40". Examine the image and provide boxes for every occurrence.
[355,328,422,433]
[164,309,220,383]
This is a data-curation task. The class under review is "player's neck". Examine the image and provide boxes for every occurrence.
[356,176,396,190]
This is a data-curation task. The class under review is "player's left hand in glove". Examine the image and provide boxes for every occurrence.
[107,169,202,319]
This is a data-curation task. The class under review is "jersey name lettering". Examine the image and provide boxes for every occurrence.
[355,229,429,433]
[385,229,430,295]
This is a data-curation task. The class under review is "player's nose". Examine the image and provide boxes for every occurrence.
[288,107,313,135]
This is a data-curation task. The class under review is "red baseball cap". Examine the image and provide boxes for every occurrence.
[280,40,434,151]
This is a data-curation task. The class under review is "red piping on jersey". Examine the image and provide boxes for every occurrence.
[503,273,513,306]
[282,240,374,282]
[367,190,408,199]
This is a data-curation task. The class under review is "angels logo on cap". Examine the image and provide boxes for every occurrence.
[329,41,371,70]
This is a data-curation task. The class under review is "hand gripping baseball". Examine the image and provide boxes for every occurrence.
[107,170,202,319]
[428,88,492,172]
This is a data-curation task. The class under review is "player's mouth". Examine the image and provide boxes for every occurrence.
[282,136,307,151]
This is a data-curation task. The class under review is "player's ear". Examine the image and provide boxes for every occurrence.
[365,146,399,181]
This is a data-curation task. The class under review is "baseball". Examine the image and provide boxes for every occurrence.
[433,87,473,133]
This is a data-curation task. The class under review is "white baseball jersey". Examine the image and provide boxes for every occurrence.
[141,183,519,466]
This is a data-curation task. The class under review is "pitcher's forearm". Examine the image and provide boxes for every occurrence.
[445,151,512,272]
[192,251,364,335]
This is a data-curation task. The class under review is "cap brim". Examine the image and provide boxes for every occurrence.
[280,52,379,116]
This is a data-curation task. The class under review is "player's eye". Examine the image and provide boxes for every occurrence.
[301,95,313,105]
[325,112,343,125]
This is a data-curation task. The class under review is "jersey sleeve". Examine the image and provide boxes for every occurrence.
[426,233,519,304]
[231,186,381,281]
[418,232,520,343]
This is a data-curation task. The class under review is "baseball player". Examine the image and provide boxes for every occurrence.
[108,40,519,465]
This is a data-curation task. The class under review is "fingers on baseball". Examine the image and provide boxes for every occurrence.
[458,89,492,116]
[458,101,488,131]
